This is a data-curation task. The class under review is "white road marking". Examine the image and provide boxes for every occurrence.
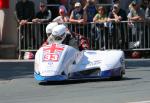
[128,100,150,103]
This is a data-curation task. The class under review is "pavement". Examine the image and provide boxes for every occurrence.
[125,59,150,67]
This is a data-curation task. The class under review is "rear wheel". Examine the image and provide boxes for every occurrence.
[112,71,123,80]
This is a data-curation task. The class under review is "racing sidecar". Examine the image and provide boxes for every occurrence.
[34,43,125,82]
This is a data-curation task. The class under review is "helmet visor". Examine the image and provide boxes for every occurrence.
[51,33,66,43]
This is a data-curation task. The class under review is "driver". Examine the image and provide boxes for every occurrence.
[47,24,67,44]
[45,24,89,50]
[47,24,78,49]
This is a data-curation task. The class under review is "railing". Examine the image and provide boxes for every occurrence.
[18,21,150,59]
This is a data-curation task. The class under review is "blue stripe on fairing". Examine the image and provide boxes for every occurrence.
[34,67,122,81]
[70,67,122,79]
[34,72,67,81]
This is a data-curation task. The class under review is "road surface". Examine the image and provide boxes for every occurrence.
[0,60,150,103]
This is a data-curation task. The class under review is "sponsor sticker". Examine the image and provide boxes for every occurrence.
[83,60,101,67]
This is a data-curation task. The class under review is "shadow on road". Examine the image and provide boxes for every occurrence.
[39,79,102,85]
[0,62,33,80]
[121,77,141,81]
[38,77,141,86]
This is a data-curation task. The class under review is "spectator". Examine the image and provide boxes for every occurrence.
[127,0,145,48]
[144,1,150,48]
[69,2,87,23]
[111,0,131,13]
[69,2,87,35]
[97,0,111,12]
[47,0,60,20]
[141,0,149,11]
[108,4,127,22]
[110,0,121,12]
[32,1,51,23]
[83,0,97,22]
[145,1,150,21]
[128,0,145,21]
[119,0,133,13]
[32,1,52,47]
[52,5,69,24]
[15,0,35,25]
[83,0,97,44]
[68,0,82,15]
[107,4,127,49]
[92,6,108,49]
[98,0,109,4]
[59,5,68,15]
[81,0,88,7]
[93,6,108,23]
[60,0,68,7]
[113,0,120,5]
[15,0,35,54]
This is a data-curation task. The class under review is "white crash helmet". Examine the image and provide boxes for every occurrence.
[46,22,58,36]
[51,24,67,43]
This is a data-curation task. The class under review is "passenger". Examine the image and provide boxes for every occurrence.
[42,22,58,46]
[46,22,58,37]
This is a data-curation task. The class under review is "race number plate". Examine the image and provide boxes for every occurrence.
[42,44,64,62]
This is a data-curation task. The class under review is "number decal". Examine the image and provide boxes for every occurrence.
[43,53,59,61]
[42,44,64,62]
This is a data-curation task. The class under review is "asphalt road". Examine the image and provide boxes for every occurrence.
[0,60,150,103]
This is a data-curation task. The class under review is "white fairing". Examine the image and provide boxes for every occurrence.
[70,50,124,72]
[35,43,72,76]
[34,43,125,81]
